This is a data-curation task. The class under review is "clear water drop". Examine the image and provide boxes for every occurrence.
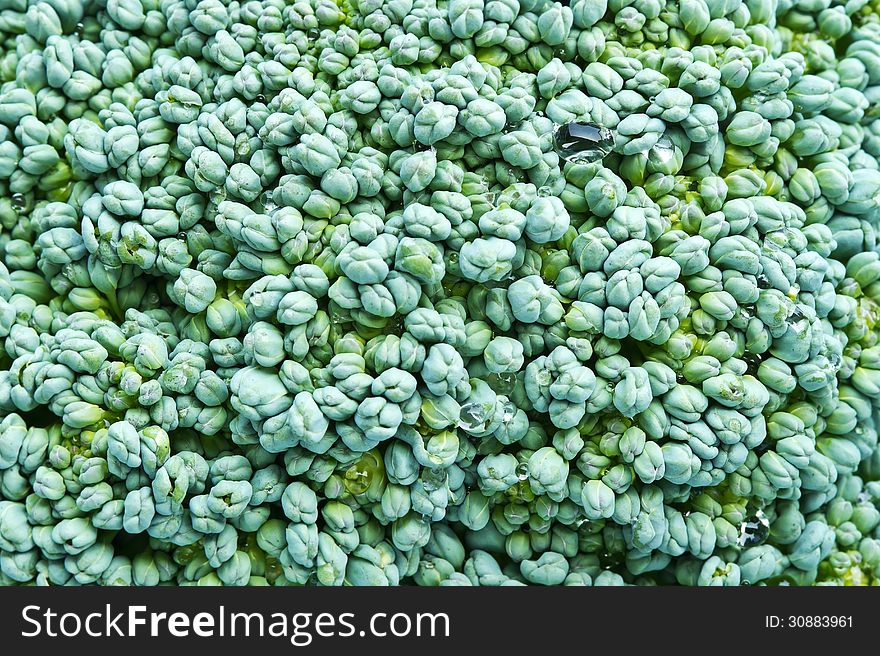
[828,351,842,372]
[458,402,491,431]
[490,371,517,394]
[763,229,787,251]
[448,251,459,264]
[501,400,517,424]
[756,273,771,289]
[260,190,277,213]
[737,509,770,547]
[422,468,447,492]
[343,467,370,495]
[786,305,806,323]
[210,188,227,205]
[649,135,674,164]
[553,122,615,164]
[256,94,266,103]
[516,462,530,480]
[308,28,320,40]
[10,193,25,211]
[742,351,762,373]
[74,22,84,37]
[838,278,860,297]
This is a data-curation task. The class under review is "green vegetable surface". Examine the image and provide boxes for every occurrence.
[0,0,879,587]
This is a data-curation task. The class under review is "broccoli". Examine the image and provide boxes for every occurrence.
[0,0,879,587]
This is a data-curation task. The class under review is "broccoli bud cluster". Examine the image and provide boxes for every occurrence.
[0,0,879,586]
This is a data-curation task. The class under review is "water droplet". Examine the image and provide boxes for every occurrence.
[10,193,25,211]
[343,467,370,495]
[763,229,787,251]
[649,135,674,164]
[260,190,277,213]
[501,400,517,424]
[827,351,842,372]
[606,381,615,392]
[74,22,84,37]
[516,462,530,480]
[413,92,429,109]
[448,251,459,264]
[256,94,266,103]
[675,372,687,384]
[537,186,552,197]
[838,278,860,297]
[855,426,865,436]
[422,468,447,492]
[489,371,517,394]
[743,351,762,373]
[498,371,516,385]
[210,188,227,205]
[786,306,806,324]
[553,122,615,164]
[756,273,771,289]
[308,28,320,40]
[737,509,769,547]
[458,401,491,431]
